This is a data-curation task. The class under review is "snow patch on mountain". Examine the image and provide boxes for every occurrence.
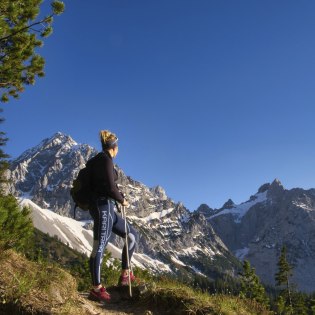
[19,198,173,273]
[292,201,315,212]
[133,254,172,273]
[129,208,174,223]
[191,266,207,277]
[180,245,217,258]
[210,191,268,223]
[20,198,93,255]
[234,247,249,260]
[171,256,186,267]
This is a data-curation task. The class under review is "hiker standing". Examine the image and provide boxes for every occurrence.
[88,130,139,302]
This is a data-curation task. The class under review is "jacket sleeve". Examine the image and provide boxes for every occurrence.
[100,155,124,203]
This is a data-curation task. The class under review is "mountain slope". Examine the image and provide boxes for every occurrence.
[19,197,173,273]
[198,179,315,292]
[8,132,97,215]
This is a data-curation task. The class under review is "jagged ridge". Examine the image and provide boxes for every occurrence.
[198,179,315,292]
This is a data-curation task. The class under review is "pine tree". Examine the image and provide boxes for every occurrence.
[309,297,315,315]
[0,0,63,259]
[291,292,307,315]
[275,246,294,314]
[0,112,9,192]
[276,295,287,315]
[0,0,65,102]
[239,260,269,306]
[0,110,33,255]
[0,194,34,253]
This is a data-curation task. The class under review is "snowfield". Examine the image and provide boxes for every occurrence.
[210,191,268,223]
[19,198,173,273]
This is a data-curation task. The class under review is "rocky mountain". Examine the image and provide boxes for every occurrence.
[7,132,239,281]
[197,179,315,292]
[7,132,97,215]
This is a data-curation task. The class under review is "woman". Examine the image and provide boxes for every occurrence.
[88,130,139,302]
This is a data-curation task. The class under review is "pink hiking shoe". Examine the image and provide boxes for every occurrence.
[88,286,111,302]
[118,271,140,286]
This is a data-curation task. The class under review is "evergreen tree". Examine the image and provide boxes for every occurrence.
[0,107,33,256]
[239,260,269,306]
[0,0,64,260]
[0,112,9,191]
[0,0,65,102]
[275,246,293,287]
[275,246,294,314]
[0,194,34,253]
[275,295,287,315]
[309,297,315,315]
[291,292,307,315]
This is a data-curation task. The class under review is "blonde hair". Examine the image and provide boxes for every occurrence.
[99,130,118,151]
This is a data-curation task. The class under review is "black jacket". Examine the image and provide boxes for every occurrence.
[87,151,124,203]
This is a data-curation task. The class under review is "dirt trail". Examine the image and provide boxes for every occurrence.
[79,286,153,315]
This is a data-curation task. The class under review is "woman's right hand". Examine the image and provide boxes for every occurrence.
[122,199,130,208]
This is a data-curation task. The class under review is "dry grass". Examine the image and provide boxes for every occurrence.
[0,250,91,314]
[139,278,272,315]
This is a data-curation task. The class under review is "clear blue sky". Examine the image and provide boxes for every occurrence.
[3,0,315,211]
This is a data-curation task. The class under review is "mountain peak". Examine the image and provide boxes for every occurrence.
[266,178,285,200]
[52,131,64,138]
[196,204,214,216]
[46,132,77,147]
[258,183,271,193]
[221,199,235,209]
[271,178,283,187]
[257,179,284,194]
[150,185,167,200]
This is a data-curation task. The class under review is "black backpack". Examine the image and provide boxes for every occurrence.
[70,162,93,218]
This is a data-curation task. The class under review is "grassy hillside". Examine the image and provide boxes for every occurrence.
[0,248,272,315]
[0,250,84,315]
[27,228,125,291]
[28,229,242,295]
[138,278,271,315]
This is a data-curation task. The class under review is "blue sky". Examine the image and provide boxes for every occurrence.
[3,0,315,211]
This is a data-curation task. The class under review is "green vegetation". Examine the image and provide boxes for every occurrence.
[0,0,65,102]
[274,245,303,315]
[0,114,9,189]
[239,260,269,306]
[23,227,152,292]
[0,250,85,315]
[142,277,271,315]
[0,194,34,252]
[0,248,272,315]
[171,249,242,296]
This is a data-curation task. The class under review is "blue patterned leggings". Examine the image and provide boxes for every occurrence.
[89,198,139,286]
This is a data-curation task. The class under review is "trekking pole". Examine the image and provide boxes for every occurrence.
[122,202,132,297]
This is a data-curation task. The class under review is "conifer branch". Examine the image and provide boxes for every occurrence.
[0,14,54,43]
